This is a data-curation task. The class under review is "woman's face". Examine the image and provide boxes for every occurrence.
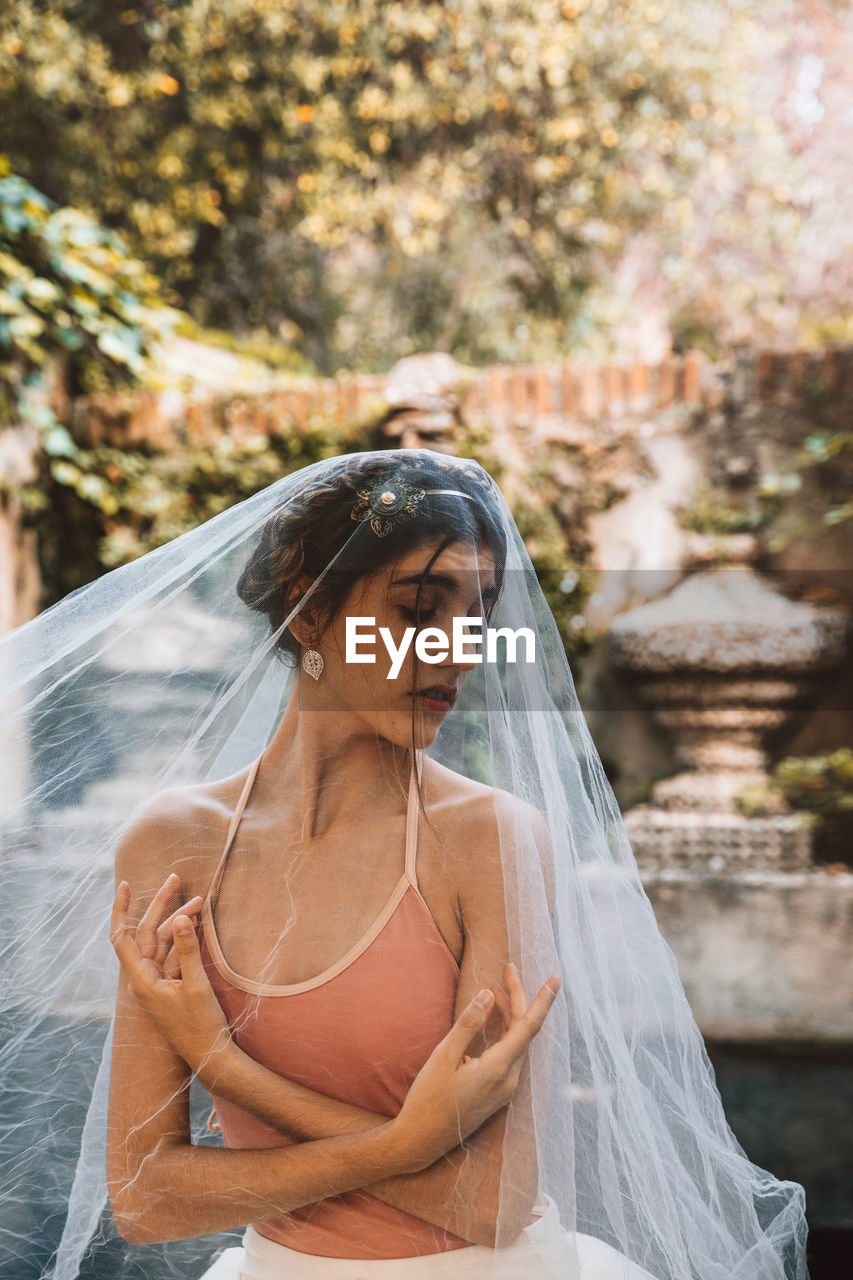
[303,538,499,750]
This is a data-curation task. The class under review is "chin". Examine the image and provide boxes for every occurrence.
[405,724,439,750]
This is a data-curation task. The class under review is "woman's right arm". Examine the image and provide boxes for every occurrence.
[107,804,557,1245]
[109,977,410,1244]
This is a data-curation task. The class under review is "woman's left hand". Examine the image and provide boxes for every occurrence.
[110,873,233,1081]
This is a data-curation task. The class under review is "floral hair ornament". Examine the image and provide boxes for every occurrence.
[350,473,475,538]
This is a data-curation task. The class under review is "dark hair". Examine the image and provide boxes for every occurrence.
[237,451,507,818]
[236,451,506,666]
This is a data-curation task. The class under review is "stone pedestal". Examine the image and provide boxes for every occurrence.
[607,533,850,871]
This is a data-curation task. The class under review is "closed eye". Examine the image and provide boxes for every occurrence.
[399,607,437,624]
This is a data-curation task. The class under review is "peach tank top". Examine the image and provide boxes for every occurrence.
[197,750,488,1259]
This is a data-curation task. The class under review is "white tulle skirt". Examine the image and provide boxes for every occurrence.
[197,1196,662,1280]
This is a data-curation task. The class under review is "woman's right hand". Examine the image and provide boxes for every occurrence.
[109,875,232,1082]
[392,964,560,1171]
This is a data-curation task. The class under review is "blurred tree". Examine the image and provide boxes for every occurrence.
[0,0,803,371]
[612,0,853,360]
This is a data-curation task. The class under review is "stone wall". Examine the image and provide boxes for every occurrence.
[64,346,707,451]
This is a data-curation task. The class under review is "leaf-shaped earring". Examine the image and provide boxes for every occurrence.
[302,642,324,681]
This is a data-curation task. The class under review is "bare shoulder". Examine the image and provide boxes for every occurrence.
[422,756,550,887]
[113,769,249,903]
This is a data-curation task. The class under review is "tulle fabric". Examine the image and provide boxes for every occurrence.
[0,447,809,1280]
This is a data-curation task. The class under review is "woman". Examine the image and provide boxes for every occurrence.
[106,489,565,1268]
[0,449,807,1280]
[104,451,607,1277]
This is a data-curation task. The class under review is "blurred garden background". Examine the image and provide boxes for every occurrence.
[1,2,853,1277]
[2,0,853,607]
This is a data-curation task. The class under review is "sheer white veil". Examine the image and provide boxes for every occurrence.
[0,447,808,1279]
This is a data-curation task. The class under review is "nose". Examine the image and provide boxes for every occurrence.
[431,605,485,674]
[453,624,484,672]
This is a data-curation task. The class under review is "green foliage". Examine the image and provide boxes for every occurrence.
[0,167,177,422]
[759,430,853,532]
[669,304,724,361]
[736,749,853,866]
[770,749,853,819]
[15,400,596,667]
[15,410,385,604]
[732,420,853,557]
[0,0,796,372]
[677,371,853,566]
[676,485,783,538]
[174,314,312,374]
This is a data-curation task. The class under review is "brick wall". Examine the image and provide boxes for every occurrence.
[62,343,853,455]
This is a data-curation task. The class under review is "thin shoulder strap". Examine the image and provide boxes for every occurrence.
[404,748,423,889]
[207,753,263,907]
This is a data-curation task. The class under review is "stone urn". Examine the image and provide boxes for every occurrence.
[380,352,463,449]
[606,533,850,871]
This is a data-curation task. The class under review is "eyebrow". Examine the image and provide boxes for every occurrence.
[393,572,499,600]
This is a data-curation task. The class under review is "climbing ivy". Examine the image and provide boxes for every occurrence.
[675,483,786,538]
[764,428,853,533]
[0,168,177,432]
[677,368,853,555]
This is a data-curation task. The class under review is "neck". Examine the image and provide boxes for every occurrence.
[258,677,416,842]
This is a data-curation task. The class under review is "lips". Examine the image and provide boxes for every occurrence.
[413,683,458,709]
[420,683,457,704]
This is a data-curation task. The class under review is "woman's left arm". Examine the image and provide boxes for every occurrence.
[360,920,539,1248]
[195,939,529,1248]
[362,791,548,1246]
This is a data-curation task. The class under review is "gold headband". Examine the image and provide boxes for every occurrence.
[351,476,476,538]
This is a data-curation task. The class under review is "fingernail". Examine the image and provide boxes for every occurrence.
[474,988,493,1007]
[175,917,192,935]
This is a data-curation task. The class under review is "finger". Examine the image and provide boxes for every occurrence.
[507,976,560,1052]
[110,880,135,954]
[503,961,527,1020]
[163,943,181,980]
[170,914,207,988]
[154,896,203,965]
[439,989,495,1063]
[489,976,561,1065]
[157,896,203,940]
[136,873,180,955]
[109,881,150,985]
[492,983,512,1035]
[109,880,131,943]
